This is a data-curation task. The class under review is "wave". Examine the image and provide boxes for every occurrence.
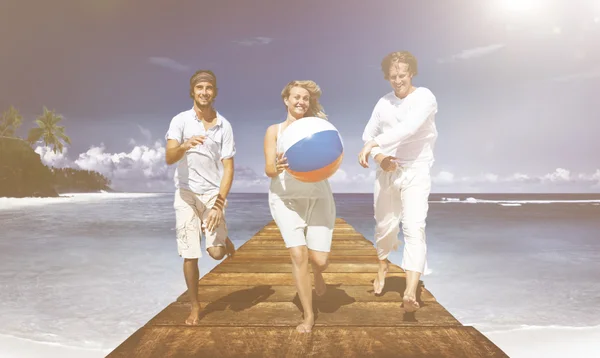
[472,324,600,334]
[434,197,600,205]
[0,192,166,211]
[0,332,107,351]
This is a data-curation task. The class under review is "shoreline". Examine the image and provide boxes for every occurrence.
[0,192,165,210]
[481,324,600,358]
[0,333,110,358]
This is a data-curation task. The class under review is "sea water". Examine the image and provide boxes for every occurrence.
[1,192,600,352]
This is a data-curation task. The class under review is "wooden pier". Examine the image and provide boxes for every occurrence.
[107,218,507,357]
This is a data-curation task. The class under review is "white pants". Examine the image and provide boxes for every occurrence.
[373,164,431,274]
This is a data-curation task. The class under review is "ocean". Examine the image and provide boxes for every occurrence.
[1,192,600,356]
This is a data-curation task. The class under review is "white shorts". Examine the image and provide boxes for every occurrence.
[173,188,228,259]
[268,194,336,252]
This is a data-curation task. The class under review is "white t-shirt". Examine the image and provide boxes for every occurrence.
[165,108,236,195]
[362,87,438,167]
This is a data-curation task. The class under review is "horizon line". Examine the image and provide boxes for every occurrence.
[233,192,600,195]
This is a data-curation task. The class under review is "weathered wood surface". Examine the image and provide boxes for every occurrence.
[107,218,507,357]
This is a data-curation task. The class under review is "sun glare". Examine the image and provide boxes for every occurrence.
[499,0,542,13]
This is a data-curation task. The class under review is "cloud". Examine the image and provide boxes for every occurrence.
[437,44,506,64]
[35,146,72,169]
[74,141,173,192]
[432,168,600,186]
[148,57,190,72]
[128,124,153,146]
[327,168,376,193]
[433,171,454,184]
[233,37,273,46]
[35,140,272,193]
[329,168,376,184]
[35,137,600,193]
[231,166,269,191]
[551,68,600,83]
[36,141,173,192]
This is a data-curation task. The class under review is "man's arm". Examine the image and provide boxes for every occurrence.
[215,157,234,207]
[205,126,235,232]
[165,137,206,164]
[362,101,385,162]
[215,123,236,206]
[372,89,437,150]
[164,116,205,165]
[206,156,233,232]
[166,139,188,165]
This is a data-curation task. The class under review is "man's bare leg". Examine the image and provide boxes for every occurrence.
[183,258,200,325]
[207,237,235,260]
[374,259,389,295]
[225,237,235,258]
[289,246,314,333]
[403,270,421,312]
[309,250,329,297]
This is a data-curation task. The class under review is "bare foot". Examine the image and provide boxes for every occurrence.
[314,272,327,297]
[185,305,200,325]
[225,237,235,258]
[296,316,314,333]
[373,263,388,295]
[403,294,420,313]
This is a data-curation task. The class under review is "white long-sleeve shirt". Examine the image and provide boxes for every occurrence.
[362,87,438,167]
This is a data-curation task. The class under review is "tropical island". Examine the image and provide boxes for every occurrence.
[0,106,112,198]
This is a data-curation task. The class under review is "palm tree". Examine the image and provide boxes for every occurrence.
[27,107,72,154]
[0,106,23,137]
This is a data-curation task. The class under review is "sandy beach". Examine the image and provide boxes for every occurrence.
[483,325,600,358]
[0,334,110,358]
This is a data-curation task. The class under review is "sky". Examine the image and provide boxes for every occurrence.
[1,0,599,193]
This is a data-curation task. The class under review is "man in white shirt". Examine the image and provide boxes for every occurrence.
[165,70,236,325]
[358,51,438,313]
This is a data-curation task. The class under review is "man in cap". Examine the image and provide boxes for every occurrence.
[165,69,236,325]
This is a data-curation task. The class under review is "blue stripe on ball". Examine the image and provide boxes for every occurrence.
[285,130,343,172]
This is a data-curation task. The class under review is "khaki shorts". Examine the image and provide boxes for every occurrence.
[173,188,228,259]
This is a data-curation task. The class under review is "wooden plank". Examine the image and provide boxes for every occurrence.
[259,228,359,233]
[175,284,436,303]
[226,255,382,263]
[243,239,373,245]
[106,326,507,358]
[252,234,370,240]
[210,262,404,273]
[147,301,460,327]
[238,242,374,250]
[232,249,378,257]
[107,216,507,357]
[258,227,358,231]
[249,230,359,235]
[197,272,407,286]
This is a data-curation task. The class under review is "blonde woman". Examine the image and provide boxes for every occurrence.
[263,80,336,333]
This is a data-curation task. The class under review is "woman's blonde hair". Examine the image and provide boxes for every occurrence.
[281,80,327,120]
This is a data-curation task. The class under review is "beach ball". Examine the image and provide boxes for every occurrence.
[280,116,344,183]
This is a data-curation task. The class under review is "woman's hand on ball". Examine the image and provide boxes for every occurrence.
[275,152,288,173]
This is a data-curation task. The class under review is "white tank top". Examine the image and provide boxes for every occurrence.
[269,123,332,199]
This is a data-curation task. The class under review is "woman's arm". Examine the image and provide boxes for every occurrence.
[264,124,287,177]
